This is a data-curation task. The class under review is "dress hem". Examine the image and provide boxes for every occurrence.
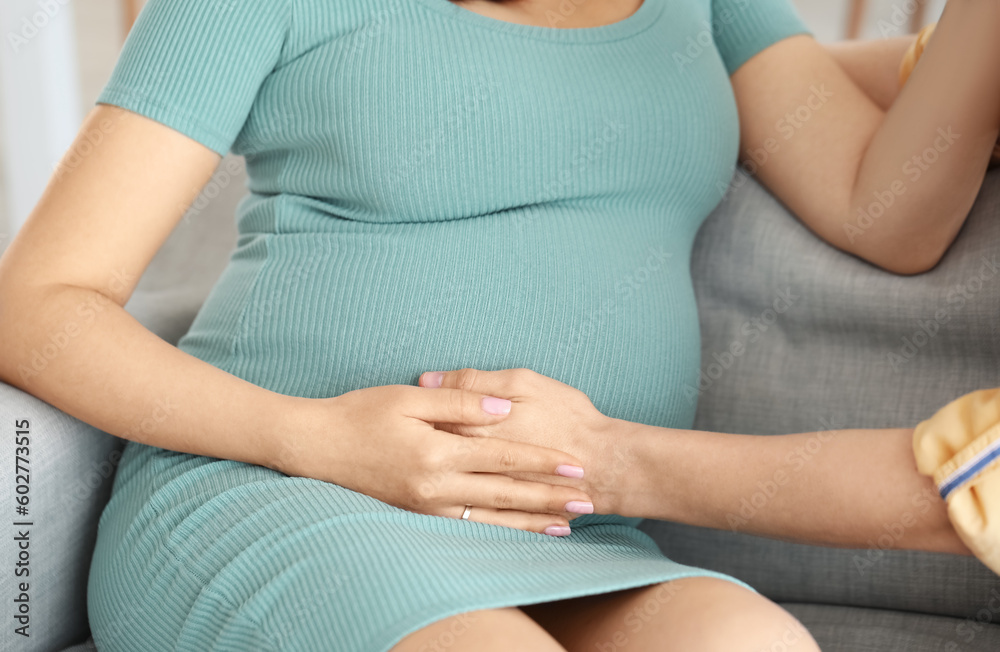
[375,567,755,652]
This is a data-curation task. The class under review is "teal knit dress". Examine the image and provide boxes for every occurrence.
[87,0,812,649]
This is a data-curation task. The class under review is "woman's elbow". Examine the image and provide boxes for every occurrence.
[851,231,954,276]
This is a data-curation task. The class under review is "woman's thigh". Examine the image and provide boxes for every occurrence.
[522,577,820,652]
[391,608,567,652]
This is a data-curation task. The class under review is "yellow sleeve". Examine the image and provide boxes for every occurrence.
[913,388,1000,575]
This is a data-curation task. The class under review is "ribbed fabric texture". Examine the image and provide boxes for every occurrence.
[88,0,813,650]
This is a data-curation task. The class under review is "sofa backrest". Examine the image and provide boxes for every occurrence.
[123,155,242,344]
[641,167,1000,621]
[691,168,1000,436]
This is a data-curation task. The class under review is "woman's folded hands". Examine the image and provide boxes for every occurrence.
[269,381,597,536]
[417,368,631,520]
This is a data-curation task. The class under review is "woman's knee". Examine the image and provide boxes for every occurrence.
[390,607,566,652]
[661,577,820,652]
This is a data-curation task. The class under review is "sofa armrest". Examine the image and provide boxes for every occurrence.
[1,380,125,651]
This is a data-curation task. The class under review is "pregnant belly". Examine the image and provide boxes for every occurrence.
[177,209,703,430]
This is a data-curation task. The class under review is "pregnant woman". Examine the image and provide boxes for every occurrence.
[0,0,996,649]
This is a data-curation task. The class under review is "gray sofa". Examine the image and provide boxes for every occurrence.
[3,155,999,651]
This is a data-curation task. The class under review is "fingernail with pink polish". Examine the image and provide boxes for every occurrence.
[564,501,594,514]
[481,396,511,415]
[555,465,585,478]
[422,372,444,388]
[544,525,572,537]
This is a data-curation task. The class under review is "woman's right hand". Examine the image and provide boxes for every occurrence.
[267,385,594,536]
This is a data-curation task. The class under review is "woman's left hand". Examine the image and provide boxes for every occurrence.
[417,368,633,515]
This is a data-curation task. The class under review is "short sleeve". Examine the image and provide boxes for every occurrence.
[96,0,292,157]
[912,388,1000,576]
[712,0,813,76]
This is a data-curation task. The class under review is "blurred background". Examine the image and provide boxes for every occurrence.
[0,0,946,255]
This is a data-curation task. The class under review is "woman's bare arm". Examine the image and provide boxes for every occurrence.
[822,35,917,111]
[0,104,295,466]
[731,0,1000,275]
[616,421,970,555]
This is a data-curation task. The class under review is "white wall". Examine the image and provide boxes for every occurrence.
[795,0,945,42]
[0,0,120,256]
[0,0,82,251]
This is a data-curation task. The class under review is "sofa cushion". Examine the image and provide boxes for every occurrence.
[784,602,1000,652]
[643,519,1000,620]
[640,168,1000,618]
[690,167,1000,435]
